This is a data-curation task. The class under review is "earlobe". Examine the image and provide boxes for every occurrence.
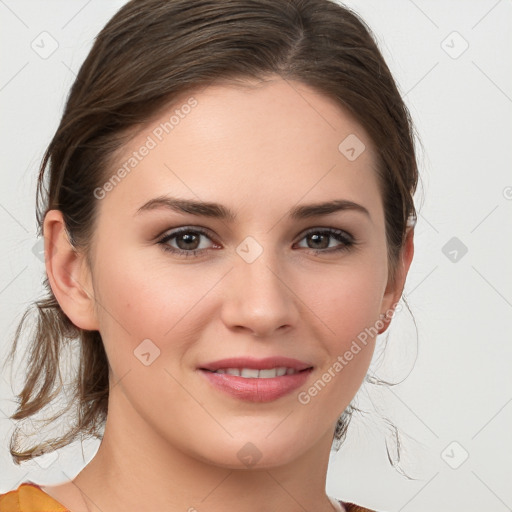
[378,227,415,335]
[43,209,99,331]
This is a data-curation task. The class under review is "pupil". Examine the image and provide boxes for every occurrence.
[178,233,198,250]
[309,233,328,249]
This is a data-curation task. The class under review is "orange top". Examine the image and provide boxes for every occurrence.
[0,483,68,511]
[0,482,377,512]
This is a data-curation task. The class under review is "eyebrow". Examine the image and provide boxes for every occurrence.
[135,195,371,221]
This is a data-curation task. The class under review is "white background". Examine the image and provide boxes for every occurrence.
[1,1,511,511]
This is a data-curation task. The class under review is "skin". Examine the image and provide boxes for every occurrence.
[42,75,414,512]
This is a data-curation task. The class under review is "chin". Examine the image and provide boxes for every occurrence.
[189,431,312,470]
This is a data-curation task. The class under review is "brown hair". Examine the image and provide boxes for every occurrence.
[4,0,419,465]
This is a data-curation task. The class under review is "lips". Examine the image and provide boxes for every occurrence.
[198,356,314,402]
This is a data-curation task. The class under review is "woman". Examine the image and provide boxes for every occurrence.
[0,0,418,511]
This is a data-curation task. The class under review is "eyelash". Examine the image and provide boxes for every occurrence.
[156,226,358,258]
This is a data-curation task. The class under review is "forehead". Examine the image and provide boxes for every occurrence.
[98,77,381,220]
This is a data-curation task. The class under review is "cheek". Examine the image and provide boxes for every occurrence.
[93,242,387,361]
[295,260,386,410]
[91,251,219,364]
[89,255,215,424]
[302,254,387,339]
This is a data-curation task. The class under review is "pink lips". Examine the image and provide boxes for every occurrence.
[198,356,314,402]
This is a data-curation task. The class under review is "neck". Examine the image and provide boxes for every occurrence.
[72,386,342,512]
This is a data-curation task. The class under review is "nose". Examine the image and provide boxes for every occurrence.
[220,247,299,338]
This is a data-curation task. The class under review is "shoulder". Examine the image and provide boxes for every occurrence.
[0,482,69,512]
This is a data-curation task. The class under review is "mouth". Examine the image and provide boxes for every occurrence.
[201,366,311,377]
[197,358,314,402]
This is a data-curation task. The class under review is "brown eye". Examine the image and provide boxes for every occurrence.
[158,227,217,257]
[295,228,355,254]
[174,232,201,250]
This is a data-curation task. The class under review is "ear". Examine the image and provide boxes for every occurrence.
[378,226,415,334]
[43,209,100,331]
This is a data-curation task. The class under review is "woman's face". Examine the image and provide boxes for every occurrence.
[75,76,407,468]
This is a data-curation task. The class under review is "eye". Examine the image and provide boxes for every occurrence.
[294,228,356,254]
[157,226,357,258]
[157,227,218,258]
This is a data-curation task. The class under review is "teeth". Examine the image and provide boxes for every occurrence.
[213,367,298,378]
[260,368,279,378]
[240,368,259,378]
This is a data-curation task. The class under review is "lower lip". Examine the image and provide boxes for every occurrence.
[199,369,313,402]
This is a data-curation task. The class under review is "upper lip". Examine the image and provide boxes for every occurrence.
[199,357,313,372]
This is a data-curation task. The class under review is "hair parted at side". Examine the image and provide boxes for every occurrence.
[4,0,419,465]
